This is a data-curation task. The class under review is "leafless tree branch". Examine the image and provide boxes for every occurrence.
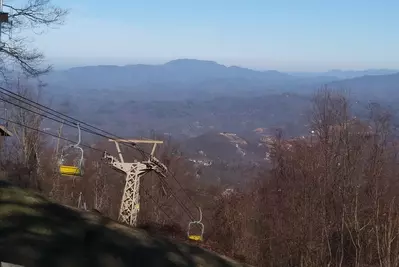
[0,0,68,77]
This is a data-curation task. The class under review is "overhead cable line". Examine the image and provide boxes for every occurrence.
[0,86,209,227]
[0,114,190,223]
[0,87,146,157]
[0,88,149,158]
[0,94,99,136]
[144,188,174,222]
[0,87,204,202]
[153,172,195,220]
[0,89,121,140]
[0,86,124,139]
[0,115,103,152]
[0,93,197,221]
[0,97,198,221]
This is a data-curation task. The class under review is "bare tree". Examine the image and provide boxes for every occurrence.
[6,78,44,189]
[0,0,68,77]
[90,160,111,213]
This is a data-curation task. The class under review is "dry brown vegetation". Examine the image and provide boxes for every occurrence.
[206,89,399,266]
[2,87,399,266]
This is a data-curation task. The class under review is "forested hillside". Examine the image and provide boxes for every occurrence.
[0,0,398,266]
[2,87,399,266]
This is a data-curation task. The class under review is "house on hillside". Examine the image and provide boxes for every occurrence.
[219,132,247,145]
[222,188,235,197]
[253,127,268,134]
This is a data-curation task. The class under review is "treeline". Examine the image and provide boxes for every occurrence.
[208,89,399,266]
[2,87,399,266]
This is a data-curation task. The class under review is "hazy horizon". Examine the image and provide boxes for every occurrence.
[47,57,399,73]
[25,0,399,72]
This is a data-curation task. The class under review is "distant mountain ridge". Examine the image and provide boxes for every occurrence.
[44,59,296,90]
[289,69,399,79]
[42,58,399,103]
[49,59,399,82]
[45,59,398,90]
[327,72,399,101]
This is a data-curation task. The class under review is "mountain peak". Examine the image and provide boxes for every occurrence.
[164,59,223,67]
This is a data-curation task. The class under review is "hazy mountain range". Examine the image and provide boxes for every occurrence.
[288,69,399,79]
[38,59,399,143]
[42,59,399,100]
[31,58,399,181]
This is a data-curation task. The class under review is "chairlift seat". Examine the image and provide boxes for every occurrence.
[59,165,82,176]
[188,235,203,241]
[187,208,204,242]
[58,123,84,177]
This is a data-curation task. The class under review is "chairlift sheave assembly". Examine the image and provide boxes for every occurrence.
[58,123,84,176]
[187,207,205,242]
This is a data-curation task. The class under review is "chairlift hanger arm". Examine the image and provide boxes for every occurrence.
[75,123,81,147]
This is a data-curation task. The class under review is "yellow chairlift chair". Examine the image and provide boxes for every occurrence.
[187,207,205,242]
[58,123,84,177]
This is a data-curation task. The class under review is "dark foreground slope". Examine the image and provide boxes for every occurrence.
[0,181,250,267]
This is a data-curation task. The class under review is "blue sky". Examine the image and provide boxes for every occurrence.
[21,0,399,71]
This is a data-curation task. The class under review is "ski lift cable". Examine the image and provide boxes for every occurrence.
[0,87,139,151]
[0,115,185,223]
[0,87,209,229]
[0,89,204,213]
[0,114,198,226]
[0,97,201,223]
[0,90,149,159]
[154,172,195,221]
[0,86,121,138]
[0,91,119,139]
[0,115,103,152]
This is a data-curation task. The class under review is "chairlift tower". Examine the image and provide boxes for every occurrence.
[103,139,167,226]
